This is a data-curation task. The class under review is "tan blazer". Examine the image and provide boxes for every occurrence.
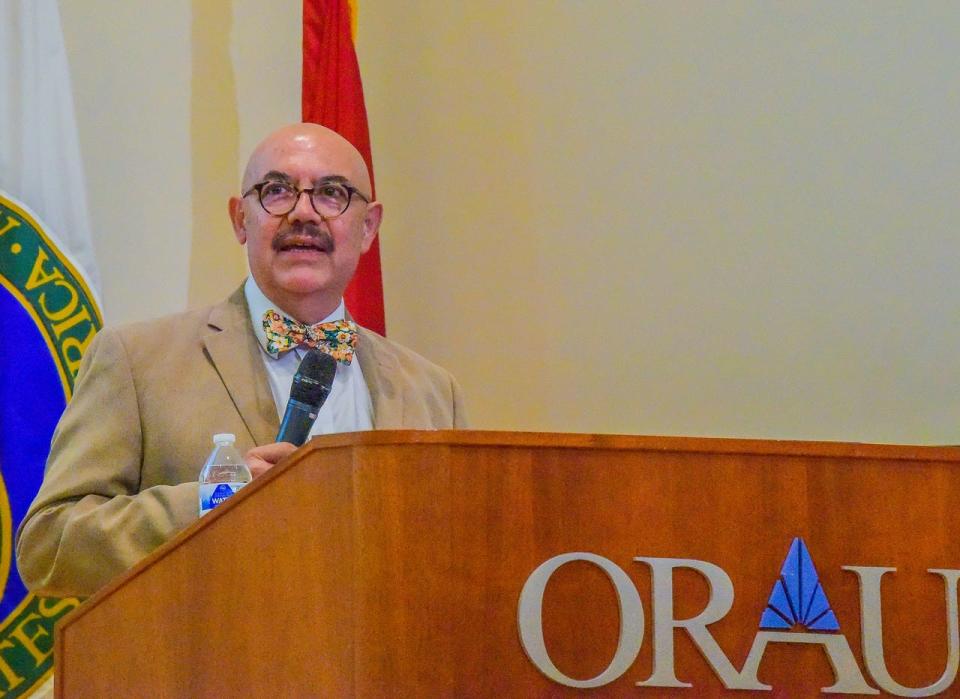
[16,287,467,597]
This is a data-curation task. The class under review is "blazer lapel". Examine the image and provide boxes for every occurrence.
[356,326,403,428]
[202,287,279,446]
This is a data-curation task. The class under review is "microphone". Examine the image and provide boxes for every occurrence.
[276,349,338,446]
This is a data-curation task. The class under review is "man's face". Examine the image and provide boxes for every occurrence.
[229,128,381,320]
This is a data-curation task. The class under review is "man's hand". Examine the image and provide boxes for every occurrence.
[245,442,298,479]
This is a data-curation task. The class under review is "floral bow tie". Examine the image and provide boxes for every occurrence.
[262,309,358,364]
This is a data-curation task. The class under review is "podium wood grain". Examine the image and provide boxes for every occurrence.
[54,431,960,697]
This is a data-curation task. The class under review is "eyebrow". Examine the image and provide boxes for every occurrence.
[260,171,352,187]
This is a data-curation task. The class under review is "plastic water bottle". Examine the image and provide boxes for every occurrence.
[198,433,251,516]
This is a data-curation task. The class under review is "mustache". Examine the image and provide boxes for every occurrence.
[271,222,333,252]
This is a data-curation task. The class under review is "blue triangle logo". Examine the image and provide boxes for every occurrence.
[210,483,235,508]
[759,538,840,631]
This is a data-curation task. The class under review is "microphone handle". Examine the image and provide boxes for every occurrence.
[276,398,320,447]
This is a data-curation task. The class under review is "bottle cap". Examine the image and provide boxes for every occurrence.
[212,433,236,445]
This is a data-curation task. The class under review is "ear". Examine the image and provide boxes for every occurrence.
[359,202,383,255]
[228,196,247,244]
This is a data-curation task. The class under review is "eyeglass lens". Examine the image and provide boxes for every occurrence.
[260,182,351,217]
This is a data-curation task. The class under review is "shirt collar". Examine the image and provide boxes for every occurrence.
[244,276,345,358]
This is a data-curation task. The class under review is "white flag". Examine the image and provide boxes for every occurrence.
[0,2,101,697]
[0,0,100,292]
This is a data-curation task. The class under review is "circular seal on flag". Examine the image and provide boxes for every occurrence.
[0,192,101,696]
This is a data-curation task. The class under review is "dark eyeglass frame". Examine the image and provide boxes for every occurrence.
[242,179,371,220]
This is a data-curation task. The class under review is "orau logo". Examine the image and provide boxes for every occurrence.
[517,538,960,696]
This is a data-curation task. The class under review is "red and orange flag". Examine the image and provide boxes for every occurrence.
[303,0,386,335]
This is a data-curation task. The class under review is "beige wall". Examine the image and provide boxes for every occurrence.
[61,2,960,444]
[60,0,298,318]
[61,1,195,321]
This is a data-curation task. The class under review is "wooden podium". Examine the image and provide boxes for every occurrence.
[55,431,960,697]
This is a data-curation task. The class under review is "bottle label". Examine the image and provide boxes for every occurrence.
[199,481,248,515]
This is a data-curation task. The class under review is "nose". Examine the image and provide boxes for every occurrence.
[287,189,322,223]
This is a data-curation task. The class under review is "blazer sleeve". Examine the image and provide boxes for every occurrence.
[15,327,198,598]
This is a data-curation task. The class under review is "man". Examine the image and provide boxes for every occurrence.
[16,123,467,597]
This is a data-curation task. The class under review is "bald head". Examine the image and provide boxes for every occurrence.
[241,123,372,196]
[228,122,382,324]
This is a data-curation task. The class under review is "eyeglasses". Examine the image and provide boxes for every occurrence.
[242,179,371,219]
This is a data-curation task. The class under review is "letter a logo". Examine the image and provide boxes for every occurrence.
[760,538,840,631]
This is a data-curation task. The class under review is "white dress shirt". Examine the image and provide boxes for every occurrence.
[244,276,374,437]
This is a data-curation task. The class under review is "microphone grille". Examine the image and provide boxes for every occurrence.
[290,350,338,406]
